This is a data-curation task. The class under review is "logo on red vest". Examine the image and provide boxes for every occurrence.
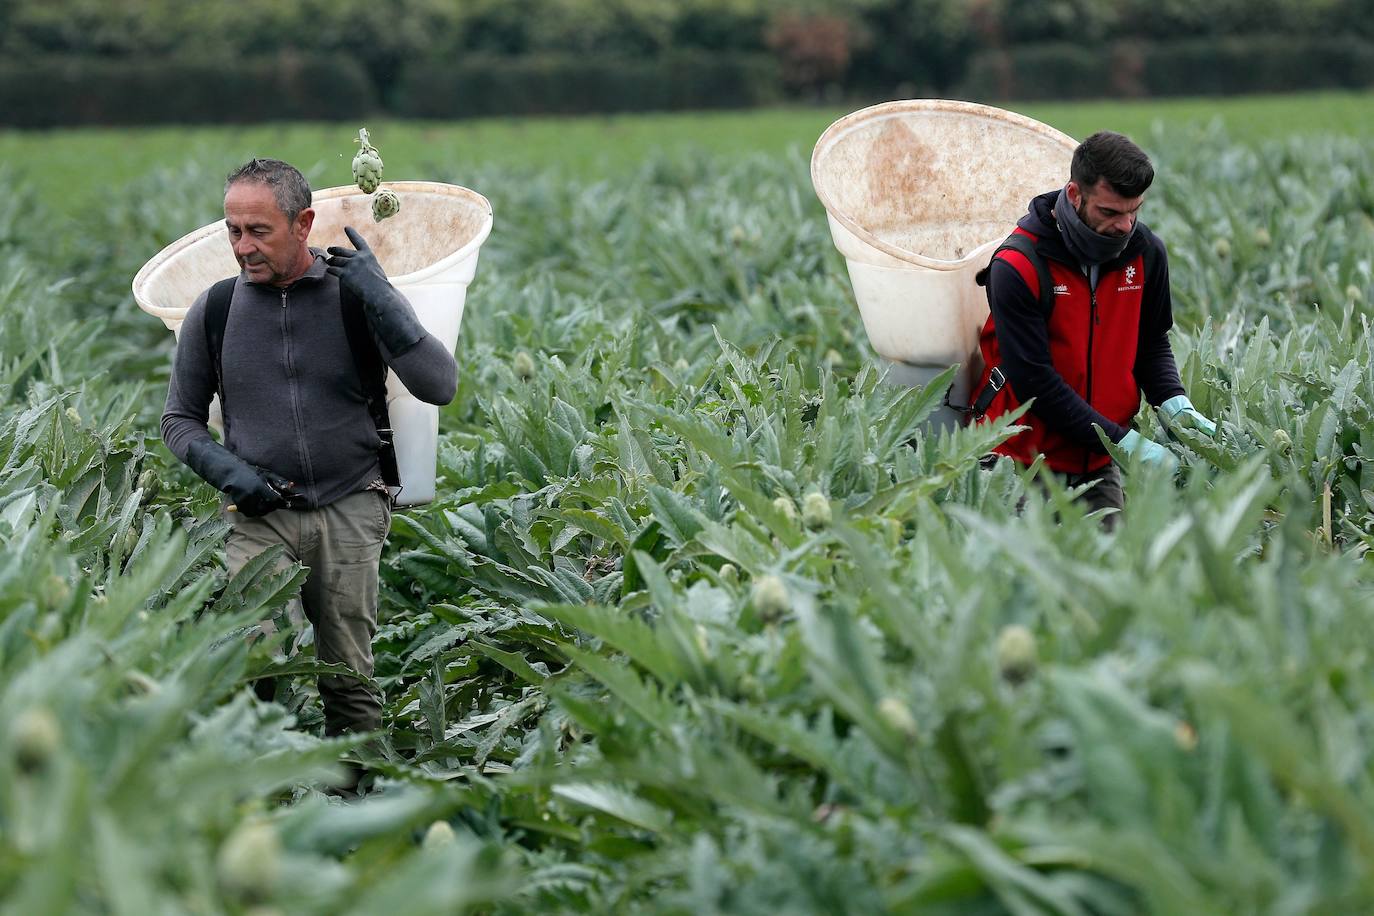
[1118,263,1142,292]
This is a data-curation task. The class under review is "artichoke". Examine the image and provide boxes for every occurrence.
[995,624,1038,684]
[423,820,457,849]
[371,188,400,223]
[802,492,831,529]
[877,696,919,739]
[218,819,282,898]
[352,127,383,193]
[772,496,797,523]
[12,707,61,774]
[751,574,790,622]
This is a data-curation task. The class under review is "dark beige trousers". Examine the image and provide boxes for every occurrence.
[225,489,391,735]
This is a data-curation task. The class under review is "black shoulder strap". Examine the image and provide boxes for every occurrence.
[339,286,401,490]
[955,234,1056,421]
[204,277,237,408]
[976,232,1055,318]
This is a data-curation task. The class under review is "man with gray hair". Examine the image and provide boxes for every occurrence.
[162,159,457,786]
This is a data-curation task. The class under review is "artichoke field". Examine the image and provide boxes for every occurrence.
[2,124,1374,914]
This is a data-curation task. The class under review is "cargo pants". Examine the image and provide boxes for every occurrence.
[224,488,392,736]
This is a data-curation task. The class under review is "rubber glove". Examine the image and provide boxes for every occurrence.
[187,439,297,517]
[1158,395,1217,437]
[1118,429,1179,472]
[325,226,426,356]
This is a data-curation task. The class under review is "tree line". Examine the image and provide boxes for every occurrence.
[4,0,1373,126]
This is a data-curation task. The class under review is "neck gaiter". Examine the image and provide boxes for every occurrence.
[1054,186,1134,268]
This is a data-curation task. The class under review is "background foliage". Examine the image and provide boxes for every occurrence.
[5,0,1374,124]
[3,100,1374,911]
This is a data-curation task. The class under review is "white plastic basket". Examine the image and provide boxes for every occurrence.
[811,100,1077,409]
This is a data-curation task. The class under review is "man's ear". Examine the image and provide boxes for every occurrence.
[295,207,316,241]
[1065,181,1082,209]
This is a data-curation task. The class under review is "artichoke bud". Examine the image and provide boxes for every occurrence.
[694,624,710,654]
[371,188,400,222]
[513,350,535,380]
[218,819,282,898]
[352,127,384,193]
[125,670,161,695]
[1272,429,1293,455]
[12,707,61,774]
[718,563,738,586]
[885,517,903,549]
[772,496,797,523]
[40,574,70,609]
[995,624,1038,684]
[877,696,919,739]
[423,820,456,849]
[802,492,831,529]
[751,574,790,622]
[137,468,160,502]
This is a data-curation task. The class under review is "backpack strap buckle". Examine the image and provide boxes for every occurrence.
[970,366,1006,420]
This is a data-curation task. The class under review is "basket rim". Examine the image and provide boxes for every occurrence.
[132,181,493,317]
[810,99,1077,271]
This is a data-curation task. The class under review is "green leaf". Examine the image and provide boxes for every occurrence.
[553,782,673,833]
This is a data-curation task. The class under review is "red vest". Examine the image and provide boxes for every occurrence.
[976,229,1146,474]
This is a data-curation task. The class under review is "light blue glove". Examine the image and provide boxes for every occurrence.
[1119,429,1179,472]
[1158,395,1217,437]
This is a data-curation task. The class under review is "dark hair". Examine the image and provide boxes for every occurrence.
[224,158,312,220]
[1070,131,1154,198]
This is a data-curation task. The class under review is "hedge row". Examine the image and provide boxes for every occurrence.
[0,51,780,127]
[960,36,1374,101]
[0,54,377,128]
[391,52,782,118]
[4,37,1372,128]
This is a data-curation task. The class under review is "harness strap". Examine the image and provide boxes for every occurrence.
[951,232,1058,420]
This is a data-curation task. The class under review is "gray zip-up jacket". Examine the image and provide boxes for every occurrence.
[161,250,457,508]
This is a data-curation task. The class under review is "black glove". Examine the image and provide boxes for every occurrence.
[186,439,298,517]
[325,226,426,356]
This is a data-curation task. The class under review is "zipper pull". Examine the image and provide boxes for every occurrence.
[281,291,287,308]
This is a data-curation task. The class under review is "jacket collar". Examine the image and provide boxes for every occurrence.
[1018,190,1149,270]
